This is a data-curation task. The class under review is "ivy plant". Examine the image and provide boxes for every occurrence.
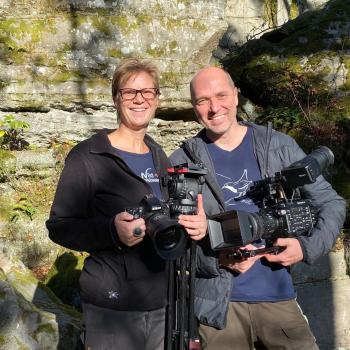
[0,115,30,150]
[11,196,36,222]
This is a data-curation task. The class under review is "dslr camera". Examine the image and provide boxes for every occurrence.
[126,163,207,260]
[207,146,334,256]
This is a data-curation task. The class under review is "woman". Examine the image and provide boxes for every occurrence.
[46,58,207,350]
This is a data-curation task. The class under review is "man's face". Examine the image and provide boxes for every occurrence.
[116,72,159,131]
[191,68,238,139]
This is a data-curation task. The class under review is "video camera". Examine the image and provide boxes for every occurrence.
[126,163,207,260]
[207,146,334,255]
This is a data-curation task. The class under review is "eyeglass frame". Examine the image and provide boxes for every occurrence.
[118,88,160,101]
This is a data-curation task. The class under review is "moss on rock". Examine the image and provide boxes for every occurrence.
[223,0,350,129]
[33,323,57,341]
[0,18,56,55]
[0,150,16,181]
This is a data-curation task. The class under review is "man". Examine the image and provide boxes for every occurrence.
[170,66,346,350]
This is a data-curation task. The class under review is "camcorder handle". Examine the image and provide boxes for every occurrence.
[226,245,286,262]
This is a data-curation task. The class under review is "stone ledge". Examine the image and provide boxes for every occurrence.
[296,278,350,350]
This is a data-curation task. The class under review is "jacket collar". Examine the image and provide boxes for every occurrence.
[89,129,115,154]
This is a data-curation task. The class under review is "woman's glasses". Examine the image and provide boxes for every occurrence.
[118,88,160,101]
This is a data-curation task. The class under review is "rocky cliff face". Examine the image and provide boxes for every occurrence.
[0,249,82,350]
[0,0,329,147]
[224,0,350,111]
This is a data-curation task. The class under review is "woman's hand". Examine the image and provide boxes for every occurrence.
[178,194,207,241]
[114,211,146,247]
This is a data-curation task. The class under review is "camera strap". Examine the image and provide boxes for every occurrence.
[181,142,225,210]
[262,122,273,178]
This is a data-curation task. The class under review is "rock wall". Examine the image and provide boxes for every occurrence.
[0,0,329,147]
[0,249,82,350]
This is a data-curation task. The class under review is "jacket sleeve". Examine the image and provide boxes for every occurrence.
[298,175,346,264]
[195,236,222,277]
[46,149,123,252]
[281,138,346,264]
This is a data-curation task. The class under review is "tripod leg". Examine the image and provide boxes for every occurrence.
[188,241,200,350]
[165,261,175,350]
[178,255,187,350]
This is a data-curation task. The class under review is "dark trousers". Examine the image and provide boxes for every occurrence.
[199,300,318,350]
[82,303,166,350]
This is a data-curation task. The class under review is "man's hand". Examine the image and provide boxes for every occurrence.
[264,238,304,266]
[178,194,207,241]
[219,244,262,274]
[114,211,146,247]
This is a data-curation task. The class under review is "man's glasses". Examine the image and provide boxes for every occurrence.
[118,88,160,101]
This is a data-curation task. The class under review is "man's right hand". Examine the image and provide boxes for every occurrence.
[114,211,146,247]
[218,244,263,274]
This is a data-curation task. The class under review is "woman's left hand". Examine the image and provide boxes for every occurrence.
[178,194,207,241]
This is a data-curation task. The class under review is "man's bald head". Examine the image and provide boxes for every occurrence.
[190,67,235,102]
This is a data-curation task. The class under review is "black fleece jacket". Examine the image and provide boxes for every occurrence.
[46,129,171,311]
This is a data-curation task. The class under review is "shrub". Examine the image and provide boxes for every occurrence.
[0,115,29,150]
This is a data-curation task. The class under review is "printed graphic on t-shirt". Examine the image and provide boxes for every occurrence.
[217,169,254,207]
[116,149,162,199]
[141,168,159,183]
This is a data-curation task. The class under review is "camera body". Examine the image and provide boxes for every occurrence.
[126,163,207,260]
[125,195,169,221]
[208,146,333,250]
[254,200,316,239]
[166,163,207,217]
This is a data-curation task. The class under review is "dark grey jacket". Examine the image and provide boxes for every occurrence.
[170,122,346,329]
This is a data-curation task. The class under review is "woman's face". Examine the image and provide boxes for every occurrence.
[116,71,159,131]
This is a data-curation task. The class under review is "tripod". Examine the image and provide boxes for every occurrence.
[166,240,201,350]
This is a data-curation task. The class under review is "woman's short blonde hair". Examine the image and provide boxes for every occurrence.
[112,58,160,103]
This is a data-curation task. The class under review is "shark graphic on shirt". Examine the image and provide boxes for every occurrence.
[217,169,253,206]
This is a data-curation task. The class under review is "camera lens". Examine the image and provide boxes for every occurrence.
[154,228,180,250]
[146,213,188,260]
[309,146,334,172]
[152,226,188,260]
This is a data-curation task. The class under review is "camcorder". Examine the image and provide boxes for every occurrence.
[207,146,334,260]
[125,163,207,260]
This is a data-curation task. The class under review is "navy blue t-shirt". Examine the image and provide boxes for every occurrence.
[206,127,295,302]
[116,149,162,199]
